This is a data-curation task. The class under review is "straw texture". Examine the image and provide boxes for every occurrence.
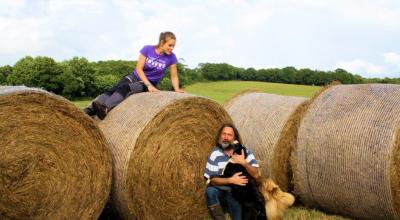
[98,91,232,220]
[293,84,400,219]
[0,86,112,220]
[224,92,306,191]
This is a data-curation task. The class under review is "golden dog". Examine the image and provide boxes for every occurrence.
[257,177,295,220]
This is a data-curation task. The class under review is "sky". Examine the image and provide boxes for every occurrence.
[0,0,400,78]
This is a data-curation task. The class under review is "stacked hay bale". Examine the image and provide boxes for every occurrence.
[225,92,307,190]
[0,86,112,220]
[292,84,400,219]
[98,91,232,220]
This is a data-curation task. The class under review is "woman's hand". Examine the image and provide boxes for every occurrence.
[147,85,160,92]
[174,88,185,93]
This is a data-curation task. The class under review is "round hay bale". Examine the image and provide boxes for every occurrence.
[0,86,112,220]
[293,84,400,219]
[224,92,307,191]
[276,83,338,194]
[98,91,232,220]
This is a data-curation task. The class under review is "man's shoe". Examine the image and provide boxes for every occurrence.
[207,204,225,220]
[92,101,109,120]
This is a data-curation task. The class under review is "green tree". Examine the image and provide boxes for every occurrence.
[158,62,188,90]
[7,56,34,86]
[0,65,12,85]
[279,66,298,84]
[332,68,353,84]
[185,68,205,83]
[93,60,137,78]
[199,63,236,81]
[94,74,119,94]
[58,70,85,99]
[60,57,96,97]
[8,56,63,93]
[241,68,257,81]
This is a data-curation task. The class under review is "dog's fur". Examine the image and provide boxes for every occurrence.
[220,142,294,220]
[257,176,295,220]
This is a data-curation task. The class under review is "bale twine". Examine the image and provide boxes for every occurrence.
[224,92,307,191]
[293,84,400,219]
[275,83,338,194]
[98,91,232,220]
[0,86,112,220]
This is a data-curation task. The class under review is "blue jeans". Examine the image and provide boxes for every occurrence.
[205,186,242,220]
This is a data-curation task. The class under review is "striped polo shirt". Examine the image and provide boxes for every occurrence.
[204,146,259,180]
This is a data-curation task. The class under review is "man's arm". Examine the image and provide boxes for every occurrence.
[240,161,260,179]
[231,149,260,179]
[210,172,248,186]
[204,148,249,186]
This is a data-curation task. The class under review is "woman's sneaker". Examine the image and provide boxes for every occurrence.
[92,101,109,120]
[83,105,96,116]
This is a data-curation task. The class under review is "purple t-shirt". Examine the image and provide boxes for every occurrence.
[133,45,178,86]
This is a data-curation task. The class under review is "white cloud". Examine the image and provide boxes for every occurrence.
[0,0,26,16]
[48,0,105,13]
[284,0,400,28]
[0,0,399,78]
[337,2,400,29]
[335,59,384,77]
[0,17,52,54]
[383,52,400,66]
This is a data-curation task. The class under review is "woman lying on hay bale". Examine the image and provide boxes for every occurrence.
[84,31,184,120]
[204,124,294,220]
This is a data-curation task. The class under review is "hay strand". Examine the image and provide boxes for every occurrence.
[98,91,232,220]
[224,92,307,191]
[272,83,338,192]
[0,86,112,220]
[293,84,400,219]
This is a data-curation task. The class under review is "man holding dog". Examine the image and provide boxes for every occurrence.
[204,124,261,220]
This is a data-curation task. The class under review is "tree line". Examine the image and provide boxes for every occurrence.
[0,56,399,99]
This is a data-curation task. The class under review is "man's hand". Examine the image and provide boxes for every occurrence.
[231,149,246,165]
[229,172,248,186]
[147,85,160,92]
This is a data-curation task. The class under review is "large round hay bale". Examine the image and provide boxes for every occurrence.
[293,84,400,219]
[98,91,232,220]
[0,86,112,220]
[224,92,307,190]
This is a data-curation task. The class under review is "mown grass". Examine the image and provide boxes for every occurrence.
[72,99,92,109]
[72,81,350,219]
[283,207,351,220]
[72,81,320,108]
[185,81,320,104]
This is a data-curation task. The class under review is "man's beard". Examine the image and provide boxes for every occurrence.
[219,140,232,149]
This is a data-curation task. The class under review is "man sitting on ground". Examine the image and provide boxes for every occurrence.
[204,124,262,220]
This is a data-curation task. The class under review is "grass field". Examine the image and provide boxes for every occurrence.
[185,81,320,104]
[73,81,320,108]
[72,81,350,219]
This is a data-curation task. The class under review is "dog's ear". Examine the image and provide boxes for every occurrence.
[265,178,279,192]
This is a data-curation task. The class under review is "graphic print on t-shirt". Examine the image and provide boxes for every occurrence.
[145,56,167,70]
